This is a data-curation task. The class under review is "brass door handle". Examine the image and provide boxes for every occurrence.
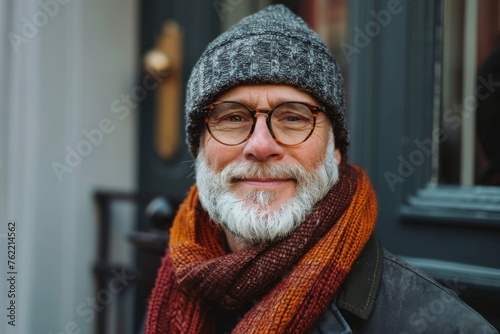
[144,21,183,160]
[144,49,170,74]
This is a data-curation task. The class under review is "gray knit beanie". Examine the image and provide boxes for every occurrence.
[185,4,348,157]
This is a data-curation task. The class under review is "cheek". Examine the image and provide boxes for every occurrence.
[202,140,241,172]
[298,128,332,169]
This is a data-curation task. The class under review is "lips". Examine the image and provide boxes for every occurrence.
[233,178,294,187]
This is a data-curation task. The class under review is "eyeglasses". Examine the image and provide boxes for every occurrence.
[203,101,326,146]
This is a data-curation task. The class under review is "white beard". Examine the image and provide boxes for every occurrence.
[195,132,339,246]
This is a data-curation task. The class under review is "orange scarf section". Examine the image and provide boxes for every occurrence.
[146,164,377,334]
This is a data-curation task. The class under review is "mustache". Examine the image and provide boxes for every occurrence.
[219,162,310,183]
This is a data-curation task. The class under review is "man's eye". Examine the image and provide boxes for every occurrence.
[217,110,252,122]
[227,115,243,122]
[277,112,309,123]
[285,115,302,122]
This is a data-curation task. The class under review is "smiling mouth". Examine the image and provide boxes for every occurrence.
[233,178,294,187]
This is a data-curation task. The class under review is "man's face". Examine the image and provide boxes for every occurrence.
[196,84,341,245]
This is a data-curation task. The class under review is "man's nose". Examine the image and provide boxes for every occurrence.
[243,114,285,162]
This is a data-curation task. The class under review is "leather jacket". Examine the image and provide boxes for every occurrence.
[309,236,498,334]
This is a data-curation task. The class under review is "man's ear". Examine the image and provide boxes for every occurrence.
[334,148,341,164]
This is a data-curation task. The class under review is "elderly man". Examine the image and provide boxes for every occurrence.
[145,5,497,334]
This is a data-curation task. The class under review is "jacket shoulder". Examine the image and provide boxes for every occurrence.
[360,250,498,333]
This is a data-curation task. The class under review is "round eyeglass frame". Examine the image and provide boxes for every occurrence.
[203,100,327,147]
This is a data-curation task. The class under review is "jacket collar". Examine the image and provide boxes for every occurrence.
[334,235,383,321]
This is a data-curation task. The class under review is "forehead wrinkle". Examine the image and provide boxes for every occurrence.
[218,90,261,109]
[218,84,321,109]
[244,88,274,109]
[259,93,317,110]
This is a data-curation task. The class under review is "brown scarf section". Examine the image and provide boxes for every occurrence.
[146,163,377,334]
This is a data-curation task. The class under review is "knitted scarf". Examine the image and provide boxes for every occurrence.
[145,163,377,334]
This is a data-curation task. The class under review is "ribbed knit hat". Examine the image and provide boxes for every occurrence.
[185,4,348,157]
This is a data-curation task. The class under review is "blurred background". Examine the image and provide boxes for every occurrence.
[1,0,499,333]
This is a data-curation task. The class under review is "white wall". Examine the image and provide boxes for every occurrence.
[1,0,138,333]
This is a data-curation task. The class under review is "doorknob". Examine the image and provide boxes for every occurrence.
[144,21,183,160]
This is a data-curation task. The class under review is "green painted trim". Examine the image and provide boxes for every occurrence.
[401,205,500,229]
[401,183,500,229]
[402,256,500,290]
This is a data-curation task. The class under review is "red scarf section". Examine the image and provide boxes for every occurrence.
[146,164,377,333]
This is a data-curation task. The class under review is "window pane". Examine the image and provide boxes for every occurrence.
[439,0,500,186]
